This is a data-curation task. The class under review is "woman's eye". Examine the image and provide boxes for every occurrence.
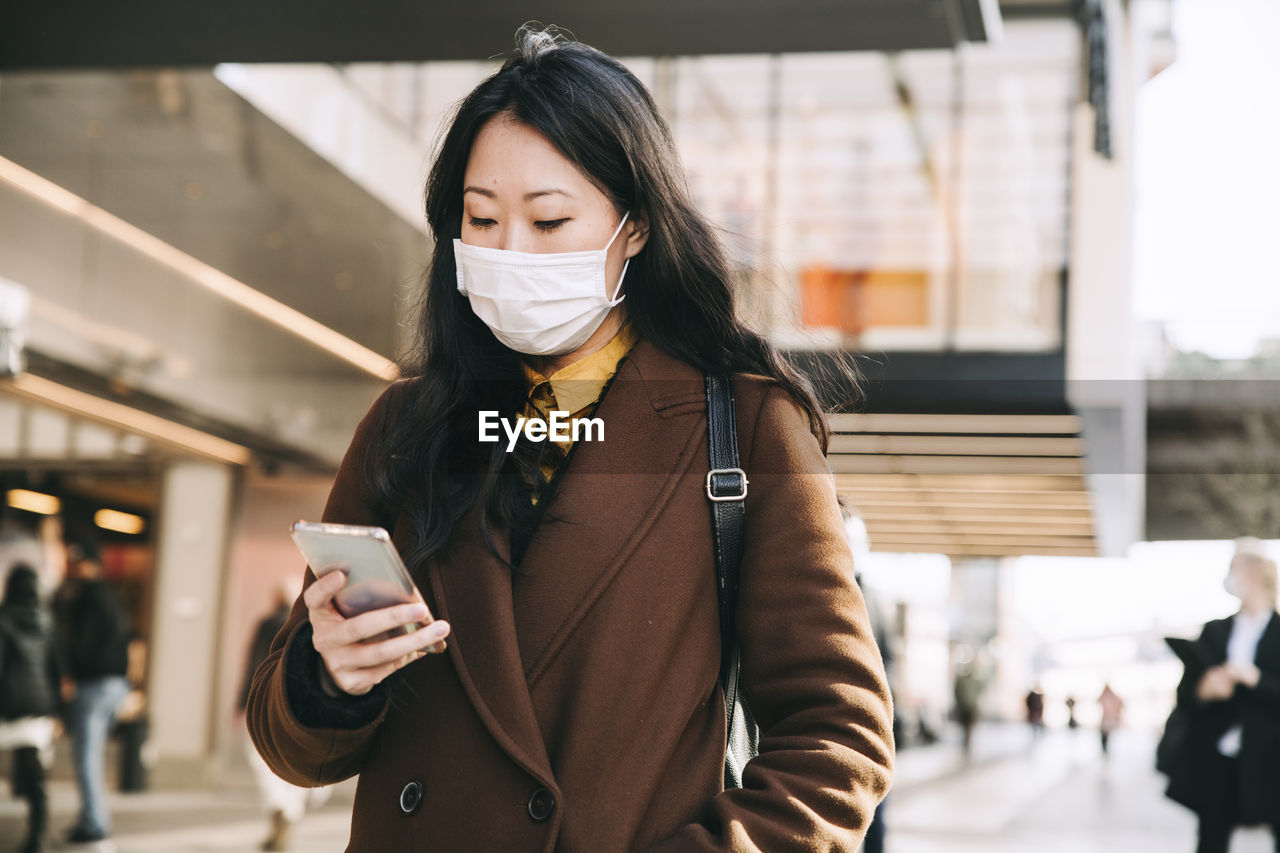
[467,216,496,229]
[534,219,569,232]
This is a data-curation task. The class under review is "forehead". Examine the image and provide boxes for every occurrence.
[464,114,594,193]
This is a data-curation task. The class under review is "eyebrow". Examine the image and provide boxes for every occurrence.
[463,186,575,201]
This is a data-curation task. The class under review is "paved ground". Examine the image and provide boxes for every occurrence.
[888,725,1274,853]
[1,725,1275,852]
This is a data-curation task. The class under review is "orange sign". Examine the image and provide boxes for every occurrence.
[800,267,930,333]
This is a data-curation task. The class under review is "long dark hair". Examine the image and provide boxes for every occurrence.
[374,26,857,571]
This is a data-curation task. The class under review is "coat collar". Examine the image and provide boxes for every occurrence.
[423,338,708,788]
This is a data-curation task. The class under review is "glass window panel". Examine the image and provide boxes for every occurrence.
[333,19,1079,354]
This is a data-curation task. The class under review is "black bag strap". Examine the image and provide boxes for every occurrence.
[704,375,748,693]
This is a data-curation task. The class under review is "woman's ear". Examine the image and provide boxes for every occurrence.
[624,211,650,259]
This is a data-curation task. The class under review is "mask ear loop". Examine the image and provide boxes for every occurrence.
[605,211,632,305]
[608,259,630,305]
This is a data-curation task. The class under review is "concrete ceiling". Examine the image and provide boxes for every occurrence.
[0,69,427,360]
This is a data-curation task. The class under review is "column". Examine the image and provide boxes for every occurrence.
[146,459,235,785]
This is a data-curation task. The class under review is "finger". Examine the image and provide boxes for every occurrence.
[323,602,433,649]
[303,570,347,611]
[332,621,451,671]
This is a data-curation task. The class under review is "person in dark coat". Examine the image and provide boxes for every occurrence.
[1160,544,1280,853]
[1025,686,1046,739]
[54,540,132,846]
[0,564,62,853]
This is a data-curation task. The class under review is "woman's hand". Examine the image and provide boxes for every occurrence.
[1196,665,1236,702]
[1227,662,1262,689]
[304,571,451,697]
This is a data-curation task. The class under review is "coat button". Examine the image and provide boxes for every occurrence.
[399,780,424,815]
[526,787,556,822]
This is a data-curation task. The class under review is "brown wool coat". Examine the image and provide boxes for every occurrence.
[247,338,894,852]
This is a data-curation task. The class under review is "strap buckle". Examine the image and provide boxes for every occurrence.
[706,468,748,502]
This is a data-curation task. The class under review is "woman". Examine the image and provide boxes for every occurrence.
[0,564,62,853]
[1097,683,1123,755]
[1161,543,1280,853]
[247,26,894,852]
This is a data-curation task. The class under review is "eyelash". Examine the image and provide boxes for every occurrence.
[467,217,569,232]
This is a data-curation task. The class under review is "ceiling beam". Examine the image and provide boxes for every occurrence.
[1,1,1003,70]
[999,0,1078,20]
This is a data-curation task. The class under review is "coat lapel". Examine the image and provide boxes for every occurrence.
[1254,612,1280,666]
[513,339,707,685]
[425,507,555,785]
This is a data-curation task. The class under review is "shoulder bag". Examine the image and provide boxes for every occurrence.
[704,373,762,788]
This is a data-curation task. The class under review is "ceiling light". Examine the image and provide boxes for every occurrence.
[4,374,251,466]
[7,488,61,515]
[94,508,146,535]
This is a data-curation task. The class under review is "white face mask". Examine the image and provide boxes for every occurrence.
[454,212,631,356]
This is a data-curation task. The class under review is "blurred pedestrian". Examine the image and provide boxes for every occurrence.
[55,540,131,846]
[0,564,62,853]
[1098,683,1124,755]
[1159,542,1280,853]
[954,666,984,755]
[1025,685,1046,739]
[1065,695,1079,730]
[238,583,330,852]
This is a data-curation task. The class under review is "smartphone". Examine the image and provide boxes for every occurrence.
[290,520,438,646]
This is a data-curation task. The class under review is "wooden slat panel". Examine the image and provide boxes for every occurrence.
[830,454,1085,476]
[833,473,1089,492]
[823,403,1099,556]
[865,521,1098,540]
[871,542,1099,558]
[827,413,1083,434]
[829,434,1084,457]
[863,532,1099,548]
[854,505,1095,520]
[859,516,1095,531]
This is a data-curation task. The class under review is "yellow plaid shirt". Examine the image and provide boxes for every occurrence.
[520,322,639,498]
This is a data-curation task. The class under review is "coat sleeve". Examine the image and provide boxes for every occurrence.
[1174,623,1216,710]
[646,383,895,852]
[244,382,405,786]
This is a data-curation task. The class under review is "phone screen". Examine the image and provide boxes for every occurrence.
[290,522,432,640]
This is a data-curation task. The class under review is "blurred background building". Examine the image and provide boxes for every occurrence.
[1,0,1278,850]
